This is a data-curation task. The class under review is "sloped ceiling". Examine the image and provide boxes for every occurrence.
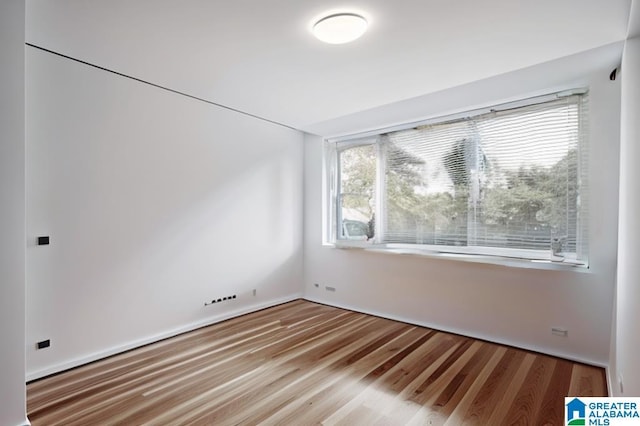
[26,0,632,133]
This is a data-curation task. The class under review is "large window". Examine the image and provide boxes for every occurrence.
[327,91,589,265]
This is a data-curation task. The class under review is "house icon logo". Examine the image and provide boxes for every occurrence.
[566,398,586,425]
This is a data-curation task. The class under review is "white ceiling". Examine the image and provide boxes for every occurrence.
[26,0,632,133]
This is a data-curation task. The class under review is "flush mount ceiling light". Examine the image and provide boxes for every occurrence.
[312,13,368,44]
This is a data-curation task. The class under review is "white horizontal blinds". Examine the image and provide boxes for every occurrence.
[576,93,589,262]
[475,96,583,255]
[338,144,376,240]
[381,94,587,258]
[383,121,476,245]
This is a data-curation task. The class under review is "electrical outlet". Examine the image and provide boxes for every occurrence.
[252,289,257,296]
[551,327,568,337]
[204,294,237,306]
[36,339,50,350]
[325,286,336,292]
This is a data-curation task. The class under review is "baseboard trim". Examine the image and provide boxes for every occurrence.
[16,417,30,426]
[605,366,616,396]
[303,296,609,370]
[26,293,302,382]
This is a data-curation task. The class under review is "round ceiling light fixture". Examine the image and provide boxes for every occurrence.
[312,13,368,44]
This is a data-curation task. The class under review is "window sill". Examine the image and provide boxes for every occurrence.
[328,243,589,272]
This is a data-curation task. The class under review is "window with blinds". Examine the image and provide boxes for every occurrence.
[331,91,589,264]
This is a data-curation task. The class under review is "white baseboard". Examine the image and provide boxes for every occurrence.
[605,366,617,396]
[26,293,302,382]
[14,415,30,426]
[303,296,609,370]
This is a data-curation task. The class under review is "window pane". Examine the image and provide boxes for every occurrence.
[476,102,580,253]
[383,122,475,245]
[338,144,376,240]
[330,92,587,263]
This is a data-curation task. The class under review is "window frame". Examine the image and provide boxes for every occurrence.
[324,89,589,268]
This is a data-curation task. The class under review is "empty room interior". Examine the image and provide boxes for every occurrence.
[2,0,640,425]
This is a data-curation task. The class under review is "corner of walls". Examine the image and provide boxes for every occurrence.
[612,33,640,397]
[0,1,28,425]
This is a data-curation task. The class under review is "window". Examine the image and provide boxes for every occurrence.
[327,91,589,265]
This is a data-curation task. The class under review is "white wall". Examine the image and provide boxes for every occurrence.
[0,1,28,425]
[26,48,304,379]
[304,53,621,366]
[613,34,640,396]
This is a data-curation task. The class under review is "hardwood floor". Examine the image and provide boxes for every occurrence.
[27,300,606,425]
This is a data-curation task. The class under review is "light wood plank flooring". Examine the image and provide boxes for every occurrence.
[27,299,606,425]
